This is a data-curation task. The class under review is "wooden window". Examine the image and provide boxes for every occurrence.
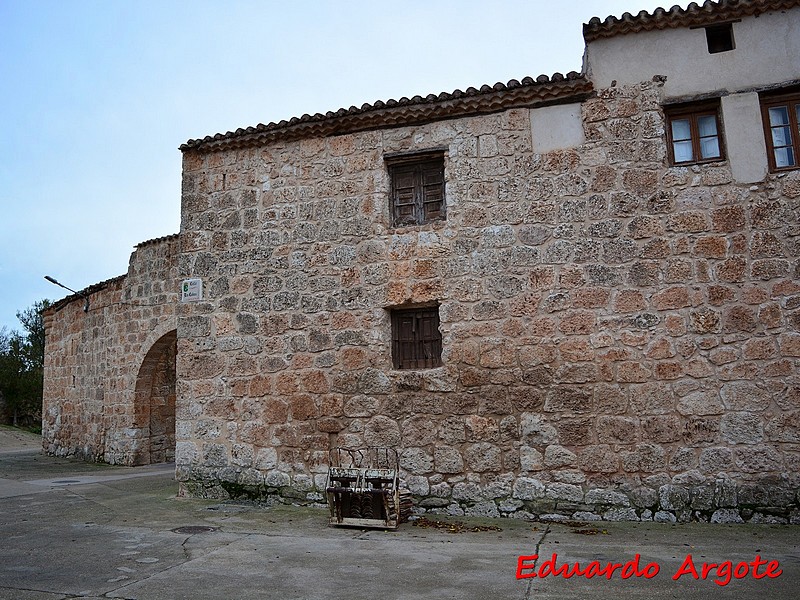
[761,92,800,172]
[391,306,442,370]
[665,103,724,166]
[387,153,445,227]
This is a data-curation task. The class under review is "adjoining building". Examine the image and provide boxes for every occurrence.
[43,235,179,465]
[44,0,800,523]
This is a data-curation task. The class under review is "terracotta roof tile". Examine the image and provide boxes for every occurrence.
[135,233,180,249]
[46,235,179,313]
[584,0,800,42]
[46,274,127,313]
[181,72,591,154]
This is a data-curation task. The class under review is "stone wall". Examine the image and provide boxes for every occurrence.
[176,79,800,523]
[43,235,180,464]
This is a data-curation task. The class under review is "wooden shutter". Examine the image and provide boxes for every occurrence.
[416,309,442,369]
[389,155,444,226]
[394,312,414,369]
[391,166,418,226]
[421,162,445,222]
[391,307,442,369]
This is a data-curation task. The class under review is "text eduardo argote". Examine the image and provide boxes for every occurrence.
[516,553,782,586]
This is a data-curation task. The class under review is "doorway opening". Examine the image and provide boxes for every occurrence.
[133,330,177,464]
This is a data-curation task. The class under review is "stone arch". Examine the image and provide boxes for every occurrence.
[133,329,177,465]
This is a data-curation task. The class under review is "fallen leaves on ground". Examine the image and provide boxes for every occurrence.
[572,528,609,535]
[562,521,609,535]
[412,516,503,533]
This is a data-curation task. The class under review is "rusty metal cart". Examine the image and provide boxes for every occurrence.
[326,447,411,529]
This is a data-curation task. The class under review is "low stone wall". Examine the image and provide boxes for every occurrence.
[43,236,180,464]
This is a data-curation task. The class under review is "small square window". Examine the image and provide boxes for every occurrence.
[705,23,735,53]
[761,92,800,172]
[387,152,445,227]
[665,103,725,166]
[391,306,442,370]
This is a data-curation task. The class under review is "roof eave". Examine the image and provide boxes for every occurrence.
[583,0,800,43]
[181,73,592,154]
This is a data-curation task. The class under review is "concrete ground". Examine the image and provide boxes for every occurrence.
[1,426,798,600]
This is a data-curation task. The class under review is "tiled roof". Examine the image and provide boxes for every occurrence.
[135,233,180,249]
[180,72,591,154]
[584,0,800,42]
[46,235,179,313]
[46,274,127,313]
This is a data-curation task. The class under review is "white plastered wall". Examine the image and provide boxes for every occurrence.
[530,103,585,153]
[720,92,769,184]
[585,9,800,98]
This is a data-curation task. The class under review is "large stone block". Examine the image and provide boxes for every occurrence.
[465,415,500,441]
[554,417,593,446]
[512,477,546,500]
[519,446,544,471]
[400,447,434,475]
[364,416,400,447]
[465,443,502,472]
[434,447,464,474]
[597,416,639,444]
[641,415,682,443]
[578,445,619,473]
[544,444,577,468]
[519,413,558,445]
[544,386,594,413]
[733,446,783,473]
[621,443,666,473]
[659,485,689,510]
[765,411,800,443]
[720,412,764,444]
[677,390,724,415]
[401,415,439,446]
[546,482,584,502]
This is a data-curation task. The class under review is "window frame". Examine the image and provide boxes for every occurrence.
[760,91,800,173]
[664,102,725,166]
[390,305,442,370]
[386,150,446,228]
[704,23,735,54]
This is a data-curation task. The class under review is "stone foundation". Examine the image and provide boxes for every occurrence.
[176,466,799,524]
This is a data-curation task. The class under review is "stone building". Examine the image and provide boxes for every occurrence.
[44,0,800,523]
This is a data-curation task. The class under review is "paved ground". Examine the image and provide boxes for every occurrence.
[1,425,799,599]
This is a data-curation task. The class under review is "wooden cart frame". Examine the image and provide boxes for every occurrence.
[325,447,407,529]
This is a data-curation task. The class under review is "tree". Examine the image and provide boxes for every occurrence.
[16,300,48,371]
[0,299,50,429]
[0,327,27,426]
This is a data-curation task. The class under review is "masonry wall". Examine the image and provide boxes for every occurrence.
[176,77,800,523]
[43,236,180,464]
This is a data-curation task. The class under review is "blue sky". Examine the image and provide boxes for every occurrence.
[0,0,677,334]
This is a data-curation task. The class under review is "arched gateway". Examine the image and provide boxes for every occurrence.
[133,330,177,465]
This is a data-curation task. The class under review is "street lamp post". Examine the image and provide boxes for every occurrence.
[44,276,89,312]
